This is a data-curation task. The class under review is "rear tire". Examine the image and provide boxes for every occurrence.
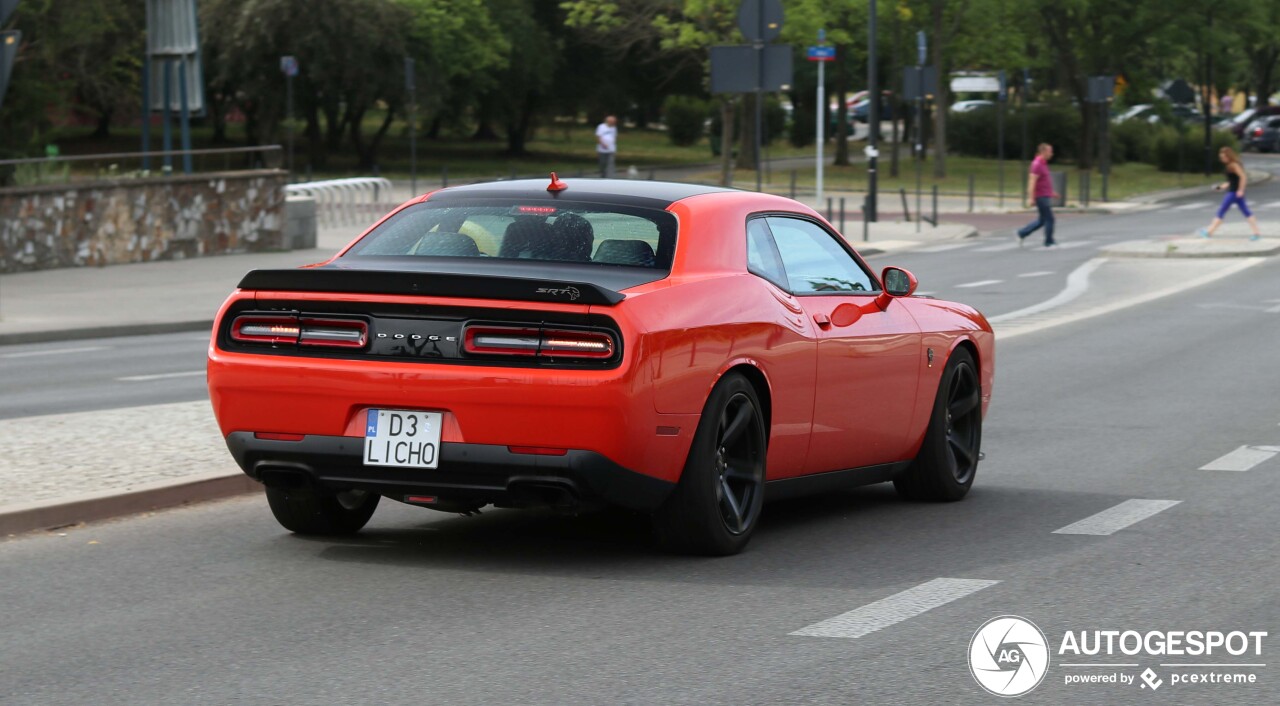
[653,373,767,556]
[265,485,380,535]
[894,348,982,502]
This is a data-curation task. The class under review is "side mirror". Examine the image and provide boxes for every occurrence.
[875,267,918,310]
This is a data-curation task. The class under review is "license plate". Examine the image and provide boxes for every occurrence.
[363,409,442,469]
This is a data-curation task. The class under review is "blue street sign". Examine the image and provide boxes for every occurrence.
[807,45,836,61]
[280,55,299,78]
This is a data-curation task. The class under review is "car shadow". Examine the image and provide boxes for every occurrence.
[304,481,1127,591]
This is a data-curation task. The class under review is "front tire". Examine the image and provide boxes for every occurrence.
[653,373,767,556]
[265,485,380,535]
[894,348,982,501]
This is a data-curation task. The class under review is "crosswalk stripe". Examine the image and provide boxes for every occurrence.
[1260,201,1280,210]
[916,243,975,253]
[974,243,1020,252]
[1199,445,1280,471]
[789,578,1000,639]
[1170,202,1210,211]
[1018,271,1054,277]
[956,279,1003,288]
[1053,499,1182,535]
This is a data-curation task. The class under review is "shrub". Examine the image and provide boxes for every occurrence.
[663,95,709,147]
[1109,118,1154,165]
[790,104,816,148]
[947,103,1080,162]
[1153,125,1240,172]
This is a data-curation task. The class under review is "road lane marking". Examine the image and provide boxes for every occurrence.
[1,346,109,359]
[116,370,205,382]
[1052,499,1181,535]
[993,257,1264,340]
[974,243,1020,252]
[1049,240,1096,249]
[789,578,1000,639]
[1018,271,1054,277]
[1170,202,1210,210]
[916,243,975,253]
[1261,201,1280,209]
[956,279,1003,288]
[1199,445,1280,471]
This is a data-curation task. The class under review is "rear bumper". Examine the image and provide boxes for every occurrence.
[226,432,675,512]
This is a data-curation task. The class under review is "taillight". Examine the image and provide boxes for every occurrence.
[232,316,300,345]
[1254,128,1264,137]
[463,325,615,360]
[230,314,367,349]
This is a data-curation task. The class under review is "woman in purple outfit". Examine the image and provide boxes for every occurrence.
[1197,147,1262,241]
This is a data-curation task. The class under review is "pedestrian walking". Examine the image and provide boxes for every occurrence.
[1197,146,1262,241]
[596,115,618,178]
[1016,143,1059,248]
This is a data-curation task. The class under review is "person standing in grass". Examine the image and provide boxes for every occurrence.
[1197,147,1262,241]
[1017,143,1060,248]
[596,115,618,178]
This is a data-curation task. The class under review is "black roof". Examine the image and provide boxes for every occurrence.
[425,178,740,210]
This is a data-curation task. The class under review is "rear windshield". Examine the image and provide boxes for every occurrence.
[343,200,677,269]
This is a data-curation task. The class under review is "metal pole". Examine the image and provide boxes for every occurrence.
[900,187,910,222]
[442,165,448,188]
[286,72,294,178]
[816,39,825,209]
[867,0,879,223]
[968,174,974,212]
[839,197,846,233]
[915,35,924,233]
[790,169,796,199]
[931,184,937,225]
[998,92,1005,209]
[141,56,151,172]
[1021,68,1029,205]
[827,197,833,221]
[178,59,192,174]
[755,9,764,193]
[161,59,173,172]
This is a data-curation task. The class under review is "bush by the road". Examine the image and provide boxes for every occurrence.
[1110,118,1155,165]
[790,105,816,148]
[1153,126,1240,173]
[663,95,709,147]
[949,103,1082,162]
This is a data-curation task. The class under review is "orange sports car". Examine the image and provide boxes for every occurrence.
[207,176,994,555]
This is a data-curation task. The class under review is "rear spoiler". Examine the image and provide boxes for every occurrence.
[237,268,626,306]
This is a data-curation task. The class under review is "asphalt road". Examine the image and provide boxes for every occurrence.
[3,164,1279,704]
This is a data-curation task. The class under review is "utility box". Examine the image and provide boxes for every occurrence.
[285,195,317,250]
[1050,171,1067,207]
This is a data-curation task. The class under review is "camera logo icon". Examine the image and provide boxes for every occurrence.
[969,616,1051,697]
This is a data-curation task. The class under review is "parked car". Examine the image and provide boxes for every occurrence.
[852,92,895,122]
[1232,105,1280,139]
[1243,116,1280,152]
[950,100,995,113]
[207,177,995,555]
[1114,103,1202,125]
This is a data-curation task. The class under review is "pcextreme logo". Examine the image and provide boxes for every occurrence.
[968,616,1051,697]
[968,617,1269,697]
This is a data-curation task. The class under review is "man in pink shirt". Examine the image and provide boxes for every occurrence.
[1017,143,1060,247]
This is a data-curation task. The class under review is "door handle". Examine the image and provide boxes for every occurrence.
[813,312,831,329]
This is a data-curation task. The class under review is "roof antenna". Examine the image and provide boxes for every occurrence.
[547,172,568,192]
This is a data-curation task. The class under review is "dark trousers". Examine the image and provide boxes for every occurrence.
[1018,196,1055,245]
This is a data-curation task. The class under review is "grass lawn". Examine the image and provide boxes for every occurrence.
[684,155,1220,203]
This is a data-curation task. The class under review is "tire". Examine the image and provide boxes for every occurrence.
[265,485,380,535]
[894,348,982,502]
[653,373,767,556]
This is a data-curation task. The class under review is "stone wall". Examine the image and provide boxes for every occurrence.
[0,170,288,273]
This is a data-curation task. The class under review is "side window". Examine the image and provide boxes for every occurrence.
[765,217,878,294]
[746,218,787,288]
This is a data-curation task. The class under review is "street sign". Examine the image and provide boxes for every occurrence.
[1087,75,1114,103]
[403,56,415,94]
[949,74,999,93]
[998,70,1008,102]
[0,30,19,115]
[916,30,927,65]
[280,55,299,78]
[737,0,783,43]
[1,0,18,27]
[806,45,835,62]
[903,66,938,100]
[1164,78,1195,105]
[146,0,204,114]
[709,44,793,94]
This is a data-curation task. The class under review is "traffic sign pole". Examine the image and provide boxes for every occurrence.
[815,39,825,211]
[867,0,879,231]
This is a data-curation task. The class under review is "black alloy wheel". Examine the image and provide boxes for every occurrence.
[654,373,767,555]
[894,348,982,502]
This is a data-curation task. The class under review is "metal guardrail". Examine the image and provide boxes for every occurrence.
[285,177,397,227]
[0,145,284,186]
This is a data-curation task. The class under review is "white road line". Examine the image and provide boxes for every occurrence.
[1199,445,1280,471]
[974,243,1020,253]
[1051,240,1096,250]
[989,258,1107,323]
[1053,499,1181,536]
[116,370,206,382]
[915,243,975,253]
[1170,202,1210,211]
[914,291,936,297]
[955,279,1003,288]
[1,346,109,359]
[1018,271,1054,277]
[1261,201,1280,209]
[789,578,1000,639]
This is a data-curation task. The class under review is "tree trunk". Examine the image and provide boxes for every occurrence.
[365,107,396,170]
[92,109,113,139]
[719,98,735,187]
[305,101,324,170]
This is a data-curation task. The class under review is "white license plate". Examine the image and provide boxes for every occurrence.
[363,409,442,469]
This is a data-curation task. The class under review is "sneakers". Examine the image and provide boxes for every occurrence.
[1196,228,1210,238]
[1250,234,1261,241]
[1015,231,1026,248]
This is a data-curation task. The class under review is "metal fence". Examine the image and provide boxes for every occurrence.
[0,145,284,187]
[284,177,397,228]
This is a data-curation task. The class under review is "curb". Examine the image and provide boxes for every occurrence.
[0,319,213,347]
[0,471,261,537]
